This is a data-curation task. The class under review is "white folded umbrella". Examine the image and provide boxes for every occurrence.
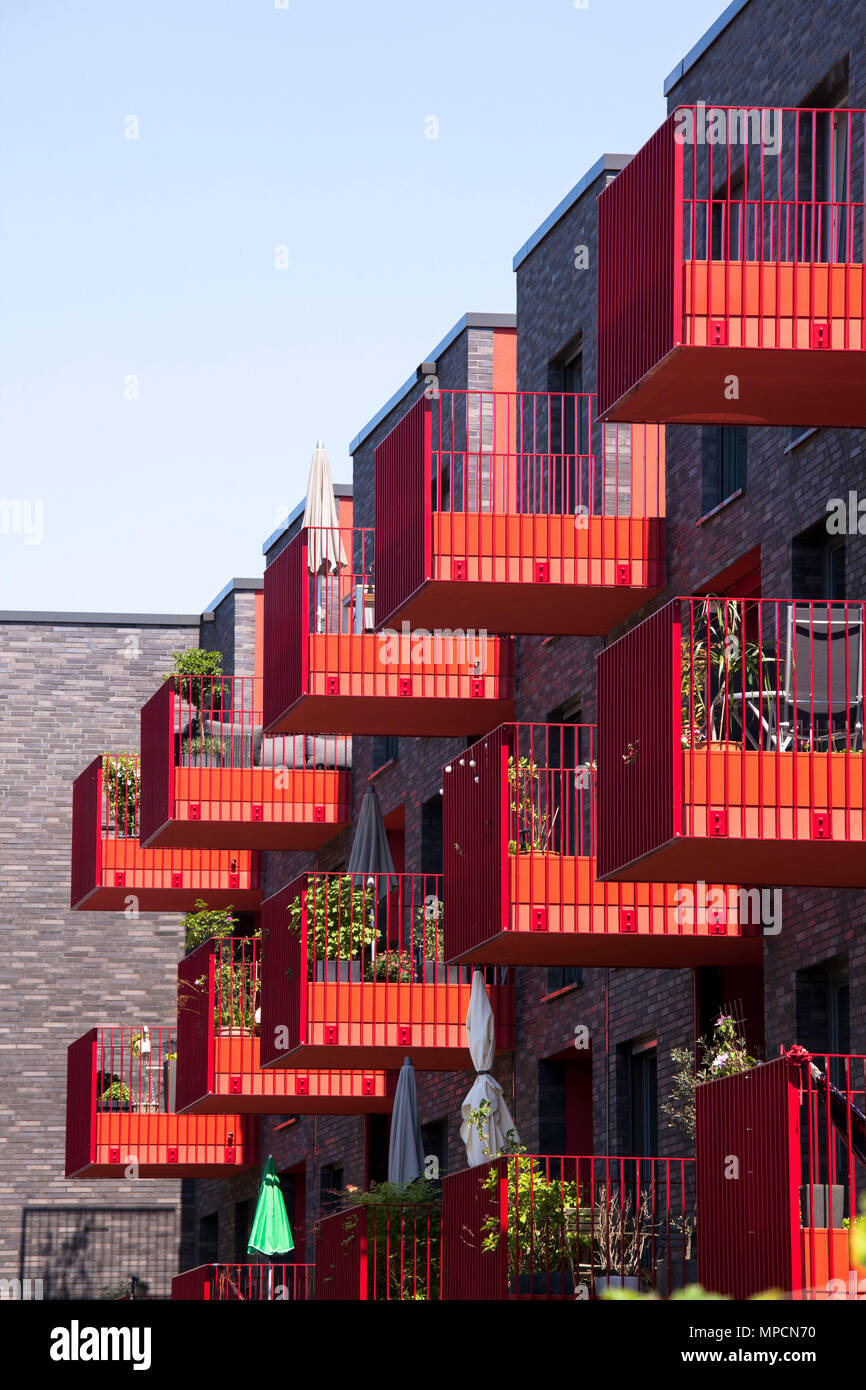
[303,441,346,575]
[460,971,519,1167]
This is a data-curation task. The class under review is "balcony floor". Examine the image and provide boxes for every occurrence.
[601,345,866,428]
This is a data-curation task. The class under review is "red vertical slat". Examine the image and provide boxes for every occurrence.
[374,394,431,628]
[139,680,175,845]
[175,944,214,1113]
[443,725,511,960]
[70,757,102,908]
[263,529,307,732]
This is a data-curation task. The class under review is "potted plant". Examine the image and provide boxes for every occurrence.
[592,1184,659,1294]
[103,754,140,836]
[98,1077,132,1113]
[204,956,257,1033]
[323,1180,442,1301]
[662,1014,759,1142]
[287,874,378,981]
[163,1048,177,1113]
[414,895,448,982]
[364,948,415,983]
[507,755,553,855]
[481,1154,591,1296]
[164,648,226,761]
[182,900,239,955]
[681,598,774,750]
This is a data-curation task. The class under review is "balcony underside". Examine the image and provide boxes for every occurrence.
[180,1086,395,1115]
[69,1156,248,1178]
[142,816,344,852]
[445,923,762,968]
[72,881,262,911]
[598,833,866,888]
[141,768,350,850]
[262,1039,480,1070]
[267,692,514,737]
[379,574,662,638]
[602,343,866,428]
[178,1040,394,1114]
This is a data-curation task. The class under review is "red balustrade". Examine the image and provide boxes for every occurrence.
[315,1202,442,1300]
[172,1263,314,1300]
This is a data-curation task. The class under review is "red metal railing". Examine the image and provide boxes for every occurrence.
[71,753,261,909]
[259,872,514,1069]
[441,1155,695,1300]
[262,525,515,736]
[316,1203,442,1300]
[598,597,866,885]
[172,1263,314,1300]
[65,1025,256,1177]
[374,391,664,633]
[139,678,351,849]
[697,1052,866,1299]
[443,722,754,967]
[176,936,394,1113]
[598,107,866,423]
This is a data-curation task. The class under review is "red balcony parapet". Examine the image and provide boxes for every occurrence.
[697,1051,866,1299]
[443,722,757,967]
[441,1154,696,1300]
[599,107,866,426]
[598,597,866,886]
[139,677,351,850]
[176,935,395,1114]
[262,525,515,736]
[71,754,261,911]
[65,1025,256,1178]
[171,1264,314,1300]
[259,871,514,1070]
[315,1203,442,1300]
[375,392,664,635]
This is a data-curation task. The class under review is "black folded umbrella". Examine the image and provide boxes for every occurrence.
[809,1061,866,1166]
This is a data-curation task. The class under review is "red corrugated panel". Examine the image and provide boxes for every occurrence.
[443,726,511,961]
[696,1058,800,1298]
[316,1208,366,1300]
[70,758,101,909]
[263,530,306,733]
[441,1161,507,1300]
[65,1030,96,1178]
[375,394,430,629]
[171,1266,212,1300]
[598,115,680,419]
[176,946,214,1113]
[139,681,174,845]
[597,600,677,879]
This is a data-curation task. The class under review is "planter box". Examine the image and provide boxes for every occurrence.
[164,1059,177,1114]
[513,1269,575,1297]
[423,962,451,983]
[594,1274,640,1296]
[800,1184,845,1229]
[314,961,362,983]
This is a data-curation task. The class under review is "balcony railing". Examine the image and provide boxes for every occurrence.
[598,598,866,886]
[443,722,757,967]
[599,106,866,426]
[259,871,514,1069]
[172,1263,314,1300]
[697,1051,866,1299]
[65,1025,256,1178]
[315,1203,442,1300]
[374,391,664,634]
[139,677,351,850]
[442,1155,696,1299]
[70,753,261,911]
[262,525,515,736]
[176,935,395,1114]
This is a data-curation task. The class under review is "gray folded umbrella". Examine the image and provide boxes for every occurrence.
[388,1057,425,1185]
[347,785,396,900]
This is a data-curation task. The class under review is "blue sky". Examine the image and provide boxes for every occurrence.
[0,0,726,613]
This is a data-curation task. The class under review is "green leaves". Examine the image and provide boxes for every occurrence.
[103,754,140,835]
[287,875,378,965]
[183,900,240,953]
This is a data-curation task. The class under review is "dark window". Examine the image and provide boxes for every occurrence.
[796,957,850,1057]
[538,1060,567,1156]
[791,519,845,600]
[420,794,443,876]
[199,1212,218,1264]
[365,1116,389,1188]
[546,967,583,993]
[319,1163,344,1216]
[629,1044,658,1157]
[420,1117,448,1179]
[547,350,589,510]
[233,1201,250,1263]
[372,736,399,767]
[701,426,747,514]
[538,1059,593,1156]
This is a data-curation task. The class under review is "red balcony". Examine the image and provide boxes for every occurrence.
[599,107,866,426]
[176,935,395,1114]
[598,598,866,886]
[315,1202,442,1300]
[263,526,515,735]
[140,676,351,849]
[443,723,758,967]
[697,1051,866,1299]
[259,871,514,1070]
[65,1026,256,1178]
[71,754,261,911]
[374,392,664,635]
[442,1154,696,1299]
[172,1264,314,1300]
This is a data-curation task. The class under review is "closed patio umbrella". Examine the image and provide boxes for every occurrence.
[347,784,397,901]
[304,440,346,577]
[388,1057,425,1185]
[248,1155,293,1297]
[460,971,519,1167]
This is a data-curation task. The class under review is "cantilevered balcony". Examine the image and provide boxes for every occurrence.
[263,526,515,736]
[71,754,261,911]
[443,723,758,967]
[140,676,351,849]
[176,935,395,1114]
[259,871,514,1070]
[65,1025,256,1178]
[599,106,866,426]
[598,598,866,885]
[697,1051,866,1299]
[375,392,664,635]
[172,1264,314,1300]
[442,1154,696,1299]
[315,1201,442,1300]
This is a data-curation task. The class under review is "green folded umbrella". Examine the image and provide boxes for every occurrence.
[248,1155,294,1257]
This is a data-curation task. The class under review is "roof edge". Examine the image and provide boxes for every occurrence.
[512,154,633,271]
[663,0,752,96]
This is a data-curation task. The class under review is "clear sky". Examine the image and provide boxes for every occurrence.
[0,0,727,614]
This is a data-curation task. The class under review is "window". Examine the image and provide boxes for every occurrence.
[420,794,443,876]
[365,1116,389,1188]
[319,1163,344,1216]
[233,1201,250,1263]
[546,967,583,994]
[796,957,850,1058]
[628,1040,658,1157]
[372,736,399,768]
[791,519,845,600]
[547,350,590,512]
[797,69,850,263]
[198,1212,218,1264]
[420,1118,448,1179]
[538,1058,593,1155]
[701,426,747,514]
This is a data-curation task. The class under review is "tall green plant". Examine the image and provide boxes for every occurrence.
[507,755,551,855]
[163,648,224,712]
[336,1181,442,1301]
[182,900,239,953]
[104,754,140,835]
[287,875,378,965]
[662,1014,758,1141]
[681,598,774,748]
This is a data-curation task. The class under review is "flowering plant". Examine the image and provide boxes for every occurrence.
[662,1015,758,1141]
